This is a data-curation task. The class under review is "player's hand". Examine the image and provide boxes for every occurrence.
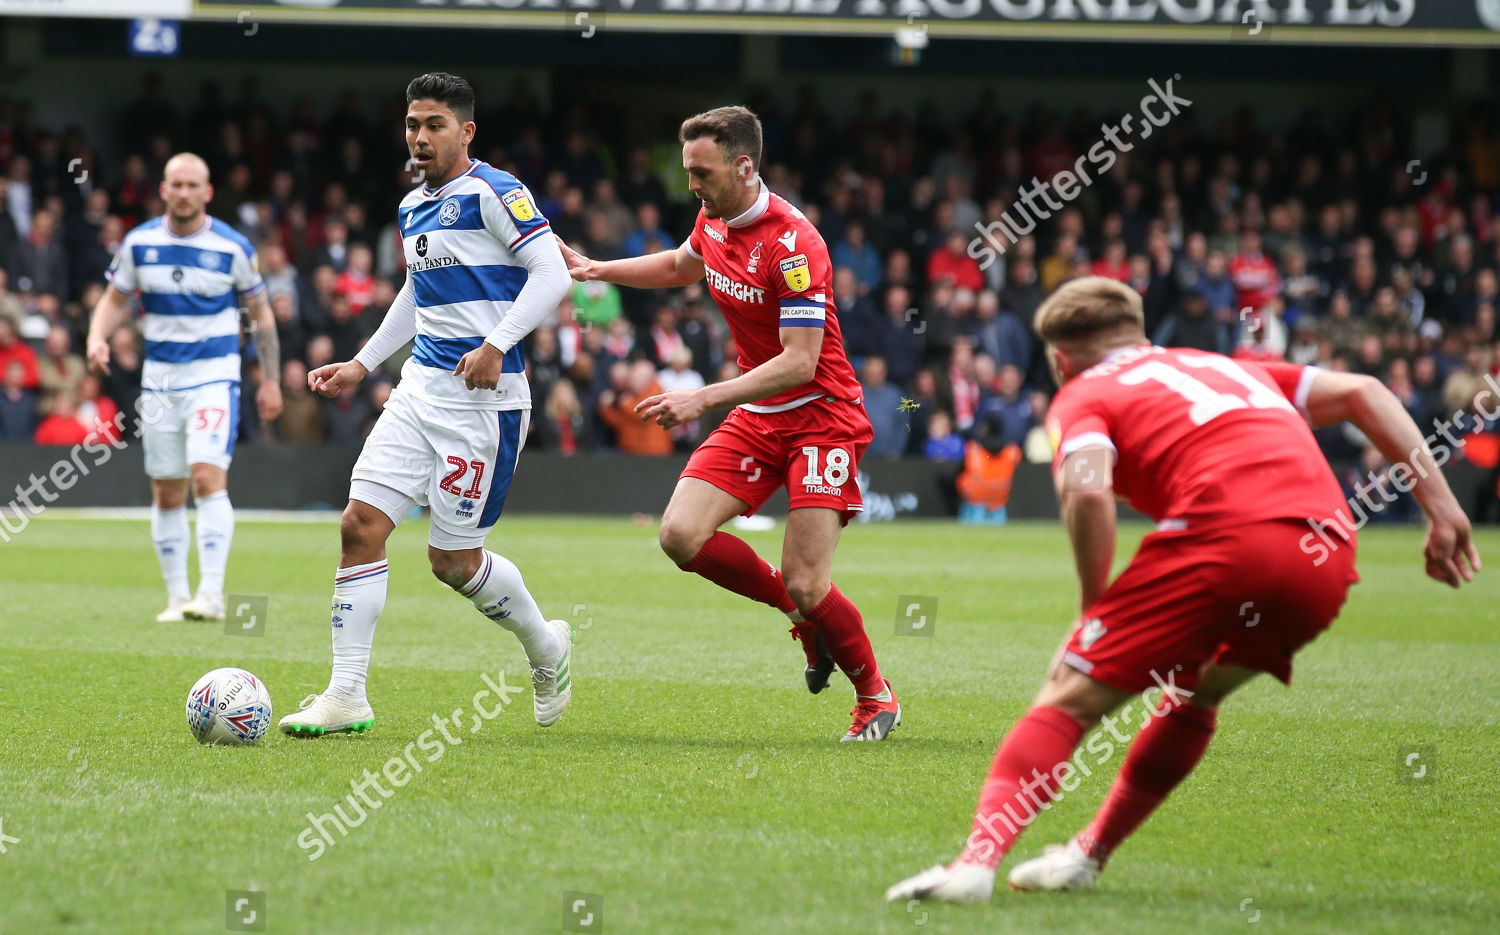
[86,336,111,375]
[308,360,368,398]
[634,389,706,429]
[1422,502,1481,588]
[454,342,506,391]
[555,236,593,281]
[257,379,284,422]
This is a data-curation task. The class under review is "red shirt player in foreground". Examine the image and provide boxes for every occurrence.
[888,276,1480,902]
[558,106,899,741]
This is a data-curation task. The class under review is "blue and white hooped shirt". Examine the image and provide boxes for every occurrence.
[106,216,263,393]
[396,158,551,411]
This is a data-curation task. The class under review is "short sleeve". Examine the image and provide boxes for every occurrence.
[234,242,265,298]
[1257,361,1320,423]
[1046,384,1115,475]
[105,236,137,293]
[684,209,706,259]
[482,181,551,253]
[770,221,831,328]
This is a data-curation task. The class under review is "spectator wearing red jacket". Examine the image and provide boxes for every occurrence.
[1230,227,1281,315]
[33,390,91,446]
[335,243,376,316]
[1090,240,1130,282]
[0,315,39,390]
[928,230,985,292]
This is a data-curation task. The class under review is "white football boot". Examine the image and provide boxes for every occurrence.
[885,861,996,904]
[278,692,375,736]
[531,620,573,728]
[182,591,225,622]
[155,595,191,623]
[1006,839,1101,891]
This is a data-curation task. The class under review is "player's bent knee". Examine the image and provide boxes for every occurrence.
[426,546,475,589]
[783,575,830,614]
[659,520,708,566]
[339,503,386,552]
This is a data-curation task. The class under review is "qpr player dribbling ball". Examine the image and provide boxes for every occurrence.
[186,668,274,745]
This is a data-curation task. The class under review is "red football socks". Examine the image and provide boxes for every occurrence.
[1076,700,1217,866]
[806,584,884,697]
[681,532,796,614]
[681,537,885,696]
[959,705,1088,869]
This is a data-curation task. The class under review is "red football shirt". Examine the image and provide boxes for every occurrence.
[1230,252,1280,313]
[1046,345,1345,531]
[686,184,863,411]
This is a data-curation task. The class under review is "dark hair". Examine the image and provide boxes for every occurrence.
[405,72,475,123]
[679,106,763,172]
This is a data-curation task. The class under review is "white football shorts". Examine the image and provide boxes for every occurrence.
[139,381,240,479]
[349,385,528,550]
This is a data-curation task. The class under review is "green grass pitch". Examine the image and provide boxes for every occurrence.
[2,514,1498,934]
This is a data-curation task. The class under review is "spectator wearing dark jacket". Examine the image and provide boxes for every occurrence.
[861,356,908,460]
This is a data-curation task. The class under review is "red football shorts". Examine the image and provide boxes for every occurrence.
[1060,518,1359,692]
[682,398,874,523]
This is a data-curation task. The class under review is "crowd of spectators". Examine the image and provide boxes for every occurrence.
[1,74,1498,517]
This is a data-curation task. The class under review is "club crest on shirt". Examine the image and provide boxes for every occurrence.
[779,253,810,292]
[439,197,463,226]
[502,189,535,222]
[747,241,762,274]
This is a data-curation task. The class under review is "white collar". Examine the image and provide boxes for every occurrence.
[725,178,770,229]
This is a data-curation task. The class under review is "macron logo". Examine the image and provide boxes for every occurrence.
[703,223,726,244]
[778,230,797,251]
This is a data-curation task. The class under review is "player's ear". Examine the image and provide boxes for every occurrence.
[736,156,754,181]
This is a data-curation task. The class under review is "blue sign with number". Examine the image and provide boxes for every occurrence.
[129,19,180,58]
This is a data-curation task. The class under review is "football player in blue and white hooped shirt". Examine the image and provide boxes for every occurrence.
[86,153,283,625]
[277,73,575,740]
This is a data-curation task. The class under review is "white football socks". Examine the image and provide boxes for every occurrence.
[327,560,388,704]
[459,550,562,666]
[195,490,234,595]
[150,504,190,600]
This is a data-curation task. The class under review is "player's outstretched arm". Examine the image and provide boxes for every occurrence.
[1305,370,1480,587]
[1055,447,1117,610]
[634,325,819,429]
[85,285,133,375]
[558,237,704,289]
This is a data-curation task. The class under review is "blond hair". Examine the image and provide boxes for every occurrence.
[1033,276,1145,346]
